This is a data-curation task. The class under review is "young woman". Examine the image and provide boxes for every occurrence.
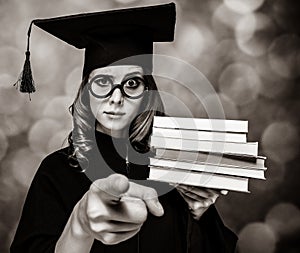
[10,3,237,253]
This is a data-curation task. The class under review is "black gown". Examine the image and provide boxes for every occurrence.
[10,131,237,253]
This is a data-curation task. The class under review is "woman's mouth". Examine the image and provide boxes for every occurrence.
[104,111,126,115]
[104,111,126,119]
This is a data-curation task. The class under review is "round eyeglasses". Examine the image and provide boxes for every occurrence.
[88,75,148,99]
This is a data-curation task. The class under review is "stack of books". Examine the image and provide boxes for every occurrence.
[148,116,267,192]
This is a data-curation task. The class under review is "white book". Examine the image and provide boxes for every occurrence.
[148,166,249,192]
[153,116,248,133]
[155,148,266,169]
[150,136,258,156]
[153,127,247,143]
[150,158,266,179]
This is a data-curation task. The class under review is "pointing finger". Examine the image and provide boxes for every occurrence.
[125,182,164,217]
[91,174,130,203]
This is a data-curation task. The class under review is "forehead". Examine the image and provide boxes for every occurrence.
[89,65,144,78]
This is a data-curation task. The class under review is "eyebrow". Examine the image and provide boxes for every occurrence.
[123,71,144,79]
[91,71,143,80]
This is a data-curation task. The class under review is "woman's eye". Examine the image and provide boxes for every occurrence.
[94,76,111,86]
[125,78,144,89]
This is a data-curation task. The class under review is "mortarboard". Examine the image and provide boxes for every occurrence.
[14,2,176,98]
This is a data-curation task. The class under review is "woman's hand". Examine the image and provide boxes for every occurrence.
[175,184,227,220]
[74,174,164,245]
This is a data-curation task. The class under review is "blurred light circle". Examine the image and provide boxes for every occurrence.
[214,39,248,64]
[28,118,63,155]
[235,14,256,43]
[209,39,249,85]
[236,13,276,57]
[265,203,300,238]
[64,66,82,98]
[239,98,281,141]
[250,159,285,192]
[10,148,43,188]
[60,0,113,9]
[219,63,261,105]
[0,130,8,162]
[212,3,243,30]
[14,19,31,49]
[26,86,58,120]
[224,0,264,14]
[174,22,205,62]
[0,86,26,115]
[0,172,19,203]
[0,46,22,76]
[259,76,293,100]
[0,73,15,89]
[203,93,239,119]
[261,121,299,163]
[276,100,300,127]
[254,57,294,99]
[48,129,70,154]
[43,96,73,128]
[0,112,31,137]
[114,0,139,4]
[272,0,300,34]
[238,222,277,253]
[158,86,195,118]
[31,31,61,85]
[268,34,300,79]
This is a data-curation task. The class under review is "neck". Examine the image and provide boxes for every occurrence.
[96,123,129,139]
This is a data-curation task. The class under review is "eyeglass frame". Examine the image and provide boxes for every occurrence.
[88,75,149,99]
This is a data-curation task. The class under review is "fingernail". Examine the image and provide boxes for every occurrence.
[220,190,228,195]
[155,201,164,214]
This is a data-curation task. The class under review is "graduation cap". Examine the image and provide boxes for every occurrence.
[14,2,176,98]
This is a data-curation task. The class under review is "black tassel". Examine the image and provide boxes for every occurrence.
[14,21,35,100]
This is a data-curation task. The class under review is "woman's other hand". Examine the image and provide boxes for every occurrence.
[74,174,164,245]
[175,184,227,220]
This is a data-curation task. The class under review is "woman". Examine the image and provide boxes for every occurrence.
[11,3,237,253]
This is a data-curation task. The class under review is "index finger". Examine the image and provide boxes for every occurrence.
[124,182,164,217]
[91,174,130,203]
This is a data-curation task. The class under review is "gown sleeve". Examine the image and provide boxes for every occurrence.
[10,151,89,253]
[169,187,238,253]
[189,205,238,253]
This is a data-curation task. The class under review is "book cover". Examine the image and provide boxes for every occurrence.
[153,116,248,133]
[148,166,249,192]
[152,127,247,143]
[150,136,258,156]
[150,158,266,179]
[155,148,266,169]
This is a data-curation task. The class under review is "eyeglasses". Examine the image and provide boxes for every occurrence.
[88,74,148,99]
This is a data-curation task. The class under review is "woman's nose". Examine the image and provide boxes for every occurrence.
[109,87,123,105]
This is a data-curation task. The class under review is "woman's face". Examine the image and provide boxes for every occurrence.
[88,65,145,137]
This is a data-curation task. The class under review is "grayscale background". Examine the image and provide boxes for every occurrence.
[0,0,299,252]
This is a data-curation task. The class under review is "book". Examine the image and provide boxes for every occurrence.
[150,158,266,179]
[152,127,247,143]
[155,148,266,169]
[150,136,258,156]
[148,166,249,192]
[153,116,248,133]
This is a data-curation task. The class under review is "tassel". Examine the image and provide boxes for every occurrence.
[14,21,35,100]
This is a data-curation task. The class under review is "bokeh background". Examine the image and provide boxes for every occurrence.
[0,0,300,252]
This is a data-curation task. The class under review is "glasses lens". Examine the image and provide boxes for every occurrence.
[123,77,145,98]
[90,76,112,97]
[89,75,146,98]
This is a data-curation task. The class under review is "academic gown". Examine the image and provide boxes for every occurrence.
[10,131,237,253]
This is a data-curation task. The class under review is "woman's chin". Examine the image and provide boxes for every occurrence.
[96,122,129,138]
